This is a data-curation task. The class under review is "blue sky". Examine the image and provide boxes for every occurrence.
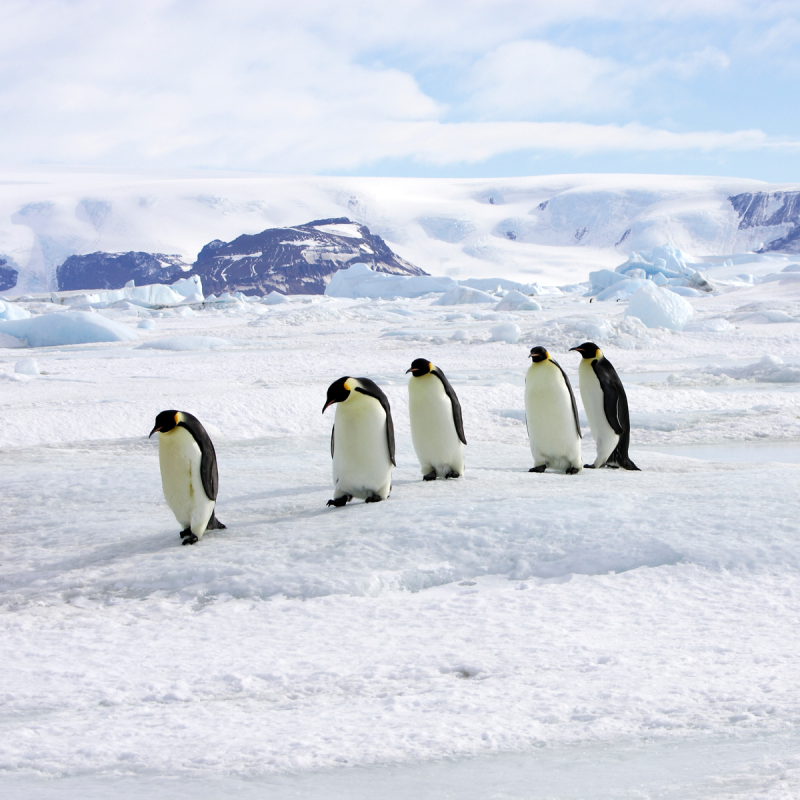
[1,0,798,181]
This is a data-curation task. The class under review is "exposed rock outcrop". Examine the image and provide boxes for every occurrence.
[729,191,800,254]
[57,252,190,291]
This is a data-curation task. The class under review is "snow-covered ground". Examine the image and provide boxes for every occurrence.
[3,248,800,798]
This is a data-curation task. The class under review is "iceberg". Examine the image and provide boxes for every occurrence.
[325,263,456,299]
[433,285,496,305]
[48,275,205,309]
[0,300,30,321]
[0,310,139,347]
[625,282,693,331]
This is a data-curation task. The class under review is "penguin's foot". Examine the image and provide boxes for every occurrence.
[529,465,547,473]
[565,467,580,475]
[181,532,199,545]
[423,470,437,481]
[583,463,596,469]
[179,528,193,540]
[365,494,383,503]
[327,494,352,507]
[207,513,226,530]
[445,469,461,479]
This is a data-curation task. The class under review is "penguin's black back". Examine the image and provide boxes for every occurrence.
[177,412,220,500]
[591,357,639,470]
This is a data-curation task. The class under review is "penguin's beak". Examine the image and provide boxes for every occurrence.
[322,400,334,414]
[405,367,418,375]
[148,425,161,438]
[569,346,580,353]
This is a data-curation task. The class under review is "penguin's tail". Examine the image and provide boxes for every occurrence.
[207,512,227,530]
[608,443,641,471]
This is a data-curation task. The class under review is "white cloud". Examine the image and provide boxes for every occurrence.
[0,0,795,173]
[465,41,636,119]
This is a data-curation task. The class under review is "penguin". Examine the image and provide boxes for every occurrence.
[569,342,640,470]
[525,347,582,474]
[406,358,467,480]
[149,410,226,545]
[323,377,395,506]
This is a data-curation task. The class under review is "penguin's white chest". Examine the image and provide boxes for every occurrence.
[332,392,392,499]
[158,427,215,534]
[525,362,581,470]
[408,374,464,476]
[579,360,619,466]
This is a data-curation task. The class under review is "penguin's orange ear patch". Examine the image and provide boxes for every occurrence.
[344,379,354,392]
[174,412,181,425]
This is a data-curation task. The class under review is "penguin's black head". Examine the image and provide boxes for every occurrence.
[569,342,602,360]
[406,358,432,377]
[150,410,180,437]
[529,346,549,363]
[323,377,352,413]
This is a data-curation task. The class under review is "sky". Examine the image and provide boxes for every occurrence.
[0,0,799,182]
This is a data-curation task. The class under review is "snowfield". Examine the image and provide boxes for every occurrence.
[3,247,800,798]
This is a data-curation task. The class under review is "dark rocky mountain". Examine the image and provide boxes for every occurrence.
[729,191,800,253]
[191,217,426,295]
[57,251,190,292]
[0,257,18,292]
[55,218,425,296]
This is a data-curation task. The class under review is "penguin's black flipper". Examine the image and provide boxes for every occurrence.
[432,368,467,445]
[176,412,220,501]
[206,512,226,530]
[590,358,626,436]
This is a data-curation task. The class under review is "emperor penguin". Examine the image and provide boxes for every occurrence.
[149,410,226,545]
[569,342,640,470]
[525,347,582,474]
[406,358,467,480]
[323,377,395,506]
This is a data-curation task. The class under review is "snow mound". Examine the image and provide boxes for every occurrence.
[137,319,155,329]
[263,291,289,305]
[625,282,693,331]
[490,322,521,343]
[684,318,736,333]
[137,336,241,351]
[325,263,455,299]
[433,285,496,305]
[0,311,139,347]
[494,290,542,311]
[595,277,648,301]
[15,357,40,375]
[698,355,800,383]
[0,300,30,320]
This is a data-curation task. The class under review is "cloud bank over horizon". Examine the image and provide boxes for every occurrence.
[0,0,798,180]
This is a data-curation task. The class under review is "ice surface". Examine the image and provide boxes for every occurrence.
[325,262,455,299]
[697,354,800,382]
[0,309,138,346]
[137,336,242,351]
[625,282,693,331]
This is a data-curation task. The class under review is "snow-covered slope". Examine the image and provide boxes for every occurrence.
[3,168,799,295]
